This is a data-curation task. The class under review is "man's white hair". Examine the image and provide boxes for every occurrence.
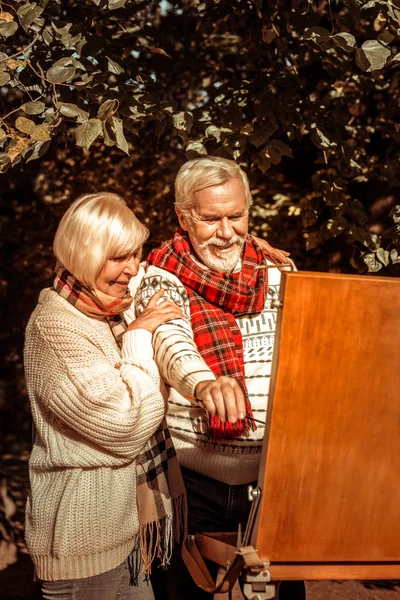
[174,156,253,216]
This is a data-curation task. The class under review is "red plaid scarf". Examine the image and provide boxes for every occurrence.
[147,230,268,439]
[54,268,187,576]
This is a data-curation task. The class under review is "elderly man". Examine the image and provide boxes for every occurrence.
[135,157,305,600]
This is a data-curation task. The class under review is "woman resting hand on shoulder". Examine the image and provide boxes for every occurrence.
[24,193,186,600]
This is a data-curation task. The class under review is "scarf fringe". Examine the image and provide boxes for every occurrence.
[139,492,188,575]
[209,404,257,440]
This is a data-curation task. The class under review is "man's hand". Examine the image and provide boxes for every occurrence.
[194,377,246,424]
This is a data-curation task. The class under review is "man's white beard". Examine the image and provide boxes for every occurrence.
[192,234,246,273]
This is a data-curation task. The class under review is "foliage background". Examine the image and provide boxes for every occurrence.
[1,0,400,434]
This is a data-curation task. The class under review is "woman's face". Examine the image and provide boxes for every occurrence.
[95,247,142,298]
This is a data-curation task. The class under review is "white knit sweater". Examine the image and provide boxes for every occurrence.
[24,289,167,581]
[134,261,281,486]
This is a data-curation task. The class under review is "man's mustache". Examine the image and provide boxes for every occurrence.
[198,236,245,249]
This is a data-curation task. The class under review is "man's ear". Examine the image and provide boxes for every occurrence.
[175,207,190,231]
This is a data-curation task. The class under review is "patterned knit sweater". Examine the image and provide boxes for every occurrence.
[134,262,281,486]
[24,289,167,581]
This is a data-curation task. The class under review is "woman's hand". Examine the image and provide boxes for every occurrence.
[254,237,290,265]
[126,289,184,334]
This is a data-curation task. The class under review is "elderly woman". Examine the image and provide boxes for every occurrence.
[24,193,185,600]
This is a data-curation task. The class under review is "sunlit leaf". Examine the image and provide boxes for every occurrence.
[75,119,102,150]
[21,101,46,115]
[364,253,383,272]
[15,117,36,135]
[205,125,221,142]
[376,247,389,266]
[107,57,124,74]
[356,40,391,72]
[0,72,11,85]
[108,0,128,8]
[98,99,118,121]
[186,141,207,158]
[331,32,357,52]
[26,140,51,163]
[111,117,129,154]
[389,205,400,223]
[20,5,43,30]
[390,249,400,263]
[58,103,89,123]
[30,125,51,142]
[172,111,193,132]
[0,11,14,22]
[47,65,76,84]
[0,20,18,37]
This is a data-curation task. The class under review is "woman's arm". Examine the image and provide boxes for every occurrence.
[26,316,166,459]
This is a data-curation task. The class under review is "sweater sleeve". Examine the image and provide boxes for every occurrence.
[27,316,166,459]
[134,268,216,398]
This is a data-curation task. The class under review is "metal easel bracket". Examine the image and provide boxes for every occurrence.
[236,548,275,600]
[239,486,276,599]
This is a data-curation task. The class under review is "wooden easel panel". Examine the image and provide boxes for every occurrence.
[256,272,400,564]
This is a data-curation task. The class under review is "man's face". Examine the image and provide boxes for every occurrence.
[176,177,249,272]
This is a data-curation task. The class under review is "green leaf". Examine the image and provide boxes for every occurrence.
[253,153,271,174]
[249,127,275,148]
[47,65,76,84]
[310,125,336,150]
[0,72,11,85]
[98,99,118,121]
[128,105,146,120]
[376,248,389,266]
[53,56,74,68]
[269,139,292,157]
[111,117,129,154]
[20,5,43,30]
[361,0,387,10]
[305,231,321,251]
[390,249,400,263]
[389,205,400,223]
[205,125,221,142]
[363,253,383,272]
[0,21,18,37]
[186,141,207,159]
[15,117,36,134]
[172,111,193,133]
[0,152,11,166]
[21,101,46,115]
[107,57,124,75]
[303,26,330,43]
[26,140,50,163]
[30,124,51,142]
[58,103,89,123]
[356,40,391,72]
[108,0,128,9]
[331,32,357,53]
[75,119,102,150]
[301,204,319,227]
[102,121,115,147]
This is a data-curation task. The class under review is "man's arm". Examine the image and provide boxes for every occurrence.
[134,267,246,423]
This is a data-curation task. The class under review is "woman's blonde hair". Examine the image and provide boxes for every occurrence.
[53,192,149,287]
[174,156,253,216]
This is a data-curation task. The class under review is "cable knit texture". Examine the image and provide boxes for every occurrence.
[24,288,167,581]
[135,263,282,486]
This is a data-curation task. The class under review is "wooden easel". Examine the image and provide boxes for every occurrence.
[183,271,400,598]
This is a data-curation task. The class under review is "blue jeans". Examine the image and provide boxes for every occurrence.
[42,559,154,600]
[150,466,305,600]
